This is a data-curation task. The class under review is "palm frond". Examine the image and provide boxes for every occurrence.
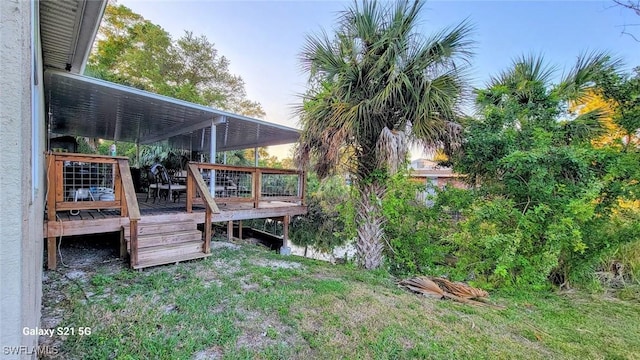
[376,127,408,174]
[297,0,472,180]
[560,108,607,144]
[556,50,623,101]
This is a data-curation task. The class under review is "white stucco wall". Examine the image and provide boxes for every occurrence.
[0,0,45,358]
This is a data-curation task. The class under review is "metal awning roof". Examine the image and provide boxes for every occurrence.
[40,0,106,73]
[45,70,300,152]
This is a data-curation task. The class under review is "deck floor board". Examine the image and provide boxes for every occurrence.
[44,193,306,238]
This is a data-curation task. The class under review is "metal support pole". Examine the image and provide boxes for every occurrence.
[209,121,217,196]
[209,116,226,196]
[135,142,140,168]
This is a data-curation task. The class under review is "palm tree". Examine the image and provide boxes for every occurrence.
[454,52,620,197]
[296,0,473,269]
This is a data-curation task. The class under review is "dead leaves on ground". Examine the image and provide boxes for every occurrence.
[399,276,504,309]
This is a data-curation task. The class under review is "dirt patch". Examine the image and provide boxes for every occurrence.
[51,233,122,270]
[238,275,260,291]
[40,234,127,356]
[234,310,305,352]
[193,346,224,360]
[209,259,241,276]
[254,259,304,270]
[210,241,240,250]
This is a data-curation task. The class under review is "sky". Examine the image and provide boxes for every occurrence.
[118,0,640,158]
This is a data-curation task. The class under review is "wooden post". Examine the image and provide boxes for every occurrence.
[129,220,138,268]
[47,238,57,270]
[115,163,128,217]
[119,228,127,259]
[114,163,124,216]
[253,169,261,209]
[227,221,233,241]
[186,167,195,213]
[283,215,290,249]
[238,220,243,240]
[54,159,63,204]
[204,206,211,253]
[47,154,58,269]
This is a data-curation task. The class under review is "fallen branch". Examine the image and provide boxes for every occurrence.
[398,276,504,309]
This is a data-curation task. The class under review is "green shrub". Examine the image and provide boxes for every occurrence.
[290,175,354,252]
[382,174,467,276]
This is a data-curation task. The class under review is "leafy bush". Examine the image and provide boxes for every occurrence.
[448,56,640,289]
[382,174,469,276]
[290,175,354,252]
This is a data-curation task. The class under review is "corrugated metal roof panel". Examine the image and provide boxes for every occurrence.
[45,70,299,151]
[39,0,106,73]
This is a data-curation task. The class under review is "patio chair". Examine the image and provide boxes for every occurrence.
[214,174,238,197]
[145,166,162,203]
[157,165,187,202]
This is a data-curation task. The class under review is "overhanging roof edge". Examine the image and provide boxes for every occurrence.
[74,0,108,74]
[45,70,301,133]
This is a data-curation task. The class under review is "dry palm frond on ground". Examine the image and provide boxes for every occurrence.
[399,276,500,308]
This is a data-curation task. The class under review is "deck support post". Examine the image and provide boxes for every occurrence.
[227,221,233,241]
[238,220,243,240]
[47,237,57,270]
[129,220,138,268]
[119,228,127,259]
[46,153,58,269]
[204,207,211,253]
[253,169,261,209]
[280,215,291,255]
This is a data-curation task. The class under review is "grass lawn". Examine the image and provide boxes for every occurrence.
[41,240,640,359]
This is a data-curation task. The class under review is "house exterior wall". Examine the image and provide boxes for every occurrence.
[435,177,467,189]
[0,0,45,358]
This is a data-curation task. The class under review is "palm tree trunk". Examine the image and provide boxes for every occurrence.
[355,181,385,269]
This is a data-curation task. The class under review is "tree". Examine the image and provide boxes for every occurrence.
[87,3,264,117]
[613,0,640,41]
[297,0,473,269]
[569,89,622,148]
[450,53,636,287]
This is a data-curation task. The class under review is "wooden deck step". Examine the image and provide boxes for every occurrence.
[125,229,203,250]
[123,219,208,269]
[123,220,196,236]
[137,240,204,262]
[133,252,211,270]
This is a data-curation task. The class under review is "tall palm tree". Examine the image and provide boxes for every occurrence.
[296,0,473,269]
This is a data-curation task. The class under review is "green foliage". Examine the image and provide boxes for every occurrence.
[87,3,264,117]
[75,137,97,154]
[382,174,468,276]
[50,239,640,359]
[450,54,640,289]
[297,0,472,269]
[297,1,472,181]
[138,144,189,170]
[290,175,354,252]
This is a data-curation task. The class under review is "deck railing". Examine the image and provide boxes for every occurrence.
[186,163,220,253]
[45,152,140,268]
[185,162,305,210]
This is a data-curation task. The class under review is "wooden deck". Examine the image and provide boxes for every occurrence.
[44,193,307,238]
[44,153,307,269]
